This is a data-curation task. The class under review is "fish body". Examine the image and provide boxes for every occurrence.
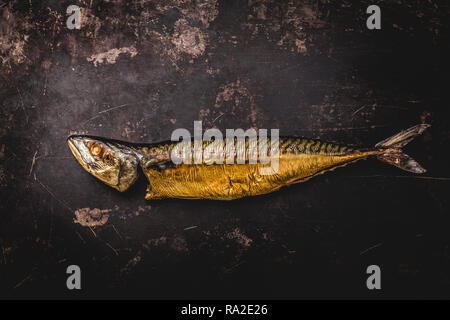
[67,124,430,200]
[138,138,376,200]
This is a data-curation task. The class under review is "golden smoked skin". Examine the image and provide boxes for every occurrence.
[142,143,376,200]
[66,124,429,200]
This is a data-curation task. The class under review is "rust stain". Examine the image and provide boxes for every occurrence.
[0,8,29,66]
[0,166,6,187]
[227,228,253,248]
[79,7,102,39]
[170,236,188,252]
[87,46,138,66]
[73,207,112,227]
[145,236,168,247]
[244,0,326,54]
[171,19,207,58]
[134,205,152,216]
[155,0,218,28]
[200,79,268,128]
[120,251,142,274]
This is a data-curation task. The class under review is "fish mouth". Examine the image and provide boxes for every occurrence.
[67,136,91,172]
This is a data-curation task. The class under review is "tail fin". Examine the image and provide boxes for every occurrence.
[375,124,430,174]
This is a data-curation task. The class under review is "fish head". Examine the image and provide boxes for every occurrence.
[67,135,139,192]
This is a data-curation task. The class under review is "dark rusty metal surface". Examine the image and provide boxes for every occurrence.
[0,0,449,298]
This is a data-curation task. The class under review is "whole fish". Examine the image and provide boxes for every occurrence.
[67,124,430,200]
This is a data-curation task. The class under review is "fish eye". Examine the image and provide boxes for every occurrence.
[90,144,103,156]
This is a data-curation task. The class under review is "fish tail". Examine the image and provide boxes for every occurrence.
[375,124,430,174]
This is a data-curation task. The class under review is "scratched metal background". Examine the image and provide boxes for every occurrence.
[0,0,449,299]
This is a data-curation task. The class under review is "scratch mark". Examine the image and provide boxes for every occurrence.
[1,246,5,265]
[35,174,73,212]
[295,125,389,134]
[104,241,119,256]
[14,275,32,289]
[225,260,245,273]
[212,112,225,124]
[360,242,383,255]
[80,104,129,126]
[351,105,366,117]
[35,156,72,160]
[15,86,28,123]
[88,226,97,238]
[28,150,37,176]
[75,231,85,243]
[112,224,123,240]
